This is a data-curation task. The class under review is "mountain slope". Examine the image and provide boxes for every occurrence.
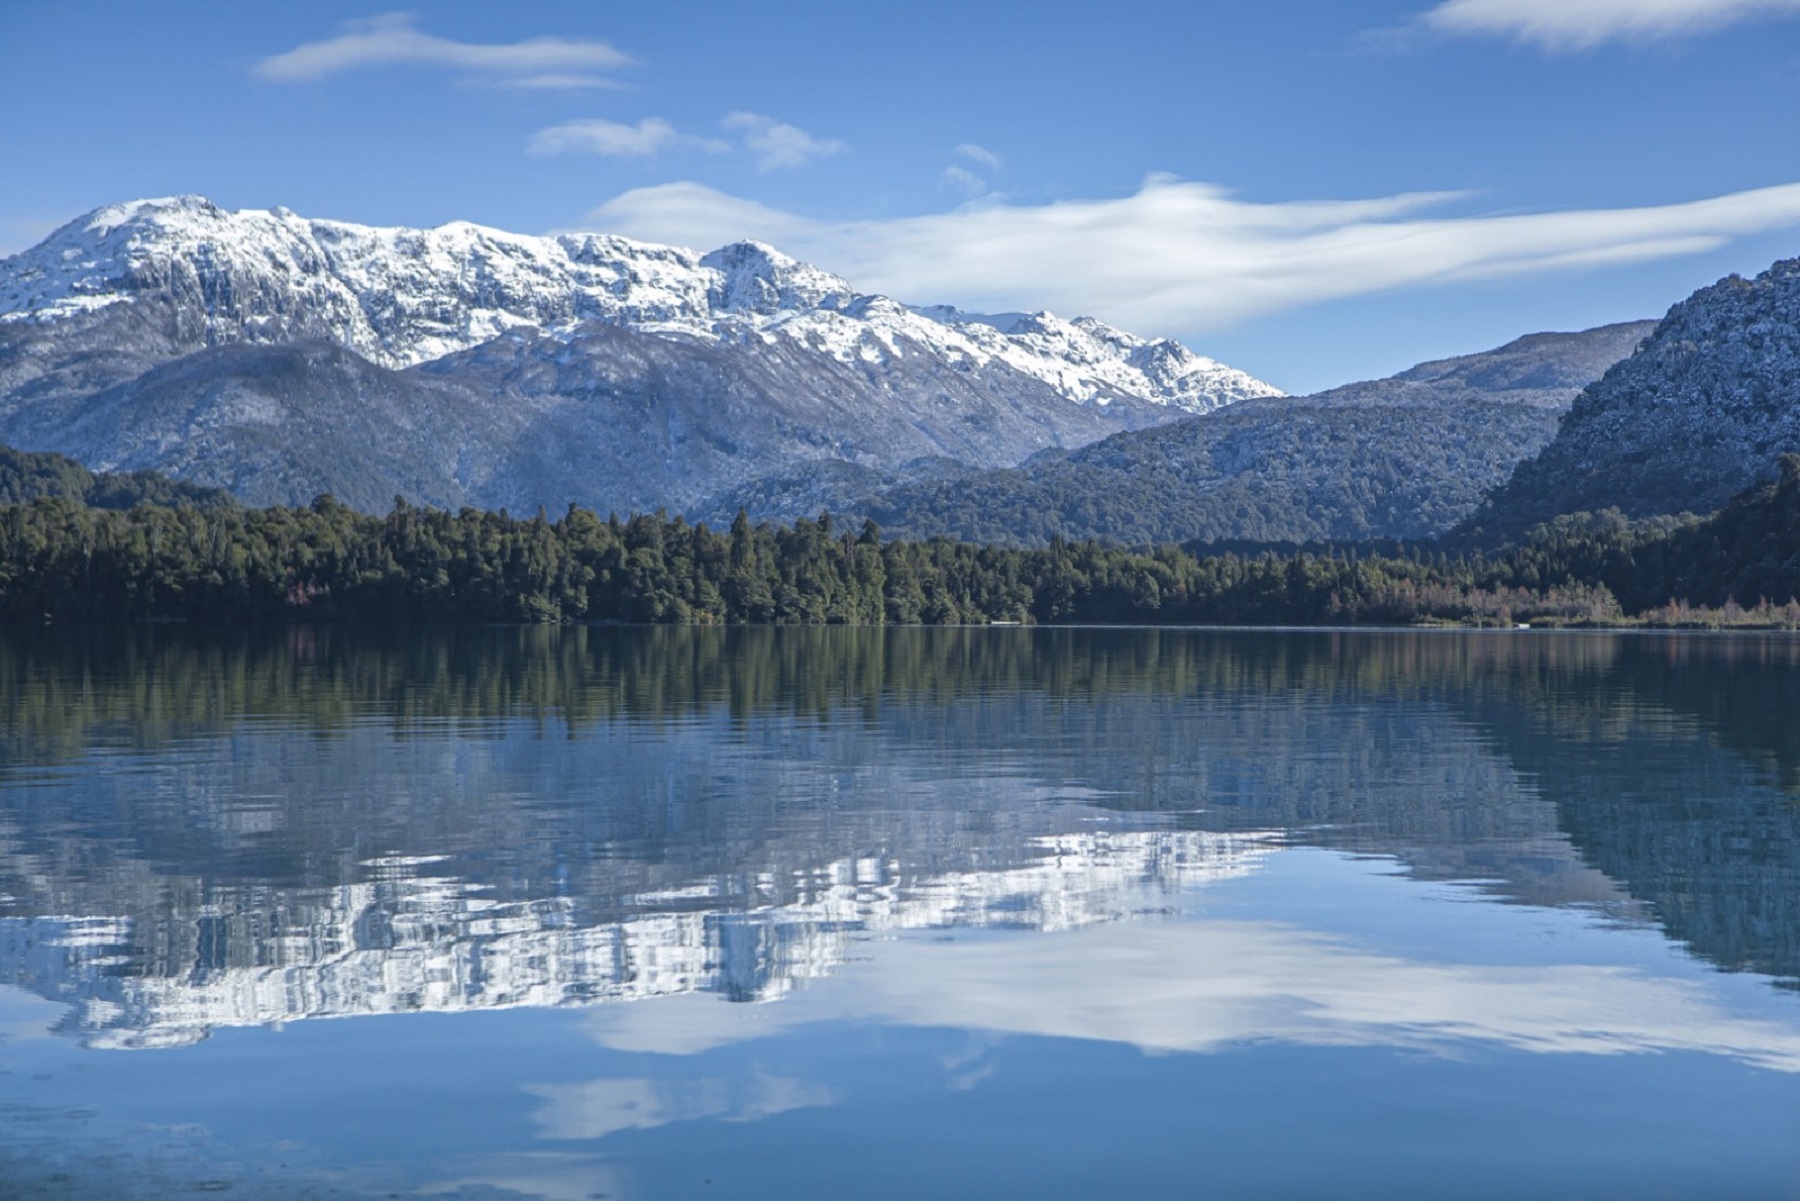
[1466,259,1800,540]
[830,322,1654,546]
[1,195,1275,410]
[31,340,514,512]
[1617,453,1800,610]
[423,322,1181,517]
[0,196,1281,514]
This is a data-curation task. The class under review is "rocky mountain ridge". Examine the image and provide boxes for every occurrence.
[0,196,1280,515]
[1,195,1275,413]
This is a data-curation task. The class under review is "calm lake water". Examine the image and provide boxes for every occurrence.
[2,626,1799,1199]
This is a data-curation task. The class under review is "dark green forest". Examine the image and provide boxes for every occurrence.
[0,443,236,511]
[0,452,1797,627]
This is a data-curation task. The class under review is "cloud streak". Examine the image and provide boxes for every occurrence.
[955,143,1003,171]
[579,175,1800,332]
[942,165,988,195]
[255,12,631,88]
[528,113,840,168]
[721,112,847,171]
[1422,0,1800,49]
[945,144,1001,197]
[528,117,727,158]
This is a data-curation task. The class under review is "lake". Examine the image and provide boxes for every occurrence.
[1,626,1798,1200]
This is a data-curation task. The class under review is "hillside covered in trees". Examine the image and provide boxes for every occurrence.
[822,323,1653,546]
[1,453,1797,628]
[1464,258,1800,541]
[0,444,236,510]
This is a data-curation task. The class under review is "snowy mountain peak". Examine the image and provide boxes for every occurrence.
[699,240,854,315]
[0,196,1280,414]
[88,194,223,232]
[909,305,1272,412]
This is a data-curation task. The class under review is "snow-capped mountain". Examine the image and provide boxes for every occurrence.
[1,195,1276,414]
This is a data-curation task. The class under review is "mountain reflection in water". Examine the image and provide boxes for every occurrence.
[1,625,1799,1057]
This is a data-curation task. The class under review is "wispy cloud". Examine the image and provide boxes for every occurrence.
[527,113,838,166]
[579,175,1800,331]
[954,143,1003,171]
[255,12,631,88]
[944,144,1002,196]
[492,73,621,91]
[528,117,727,158]
[720,112,847,171]
[1422,0,1800,49]
[942,165,989,196]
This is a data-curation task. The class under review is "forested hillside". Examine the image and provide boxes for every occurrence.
[0,444,235,510]
[1,455,1795,628]
[1467,258,1800,540]
[839,323,1653,546]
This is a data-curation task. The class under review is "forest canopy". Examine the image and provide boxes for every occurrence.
[0,455,1797,628]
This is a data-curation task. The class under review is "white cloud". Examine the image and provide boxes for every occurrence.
[527,117,728,158]
[954,143,1003,171]
[254,12,631,88]
[578,175,1800,332]
[527,112,842,167]
[942,165,988,196]
[945,144,1001,196]
[1423,0,1800,49]
[720,112,847,171]
[492,73,621,91]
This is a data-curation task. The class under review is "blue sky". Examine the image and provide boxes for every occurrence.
[6,0,1800,391]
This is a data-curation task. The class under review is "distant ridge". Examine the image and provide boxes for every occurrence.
[810,322,1654,546]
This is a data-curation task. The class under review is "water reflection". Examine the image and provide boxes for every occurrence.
[7,828,1272,1050]
[579,858,1800,1072]
[0,625,1798,1054]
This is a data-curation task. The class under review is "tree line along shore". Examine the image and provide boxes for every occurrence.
[1,454,1798,629]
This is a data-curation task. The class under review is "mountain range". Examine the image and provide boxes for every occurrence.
[7,196,1800,550]
[0,196,1275,515]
